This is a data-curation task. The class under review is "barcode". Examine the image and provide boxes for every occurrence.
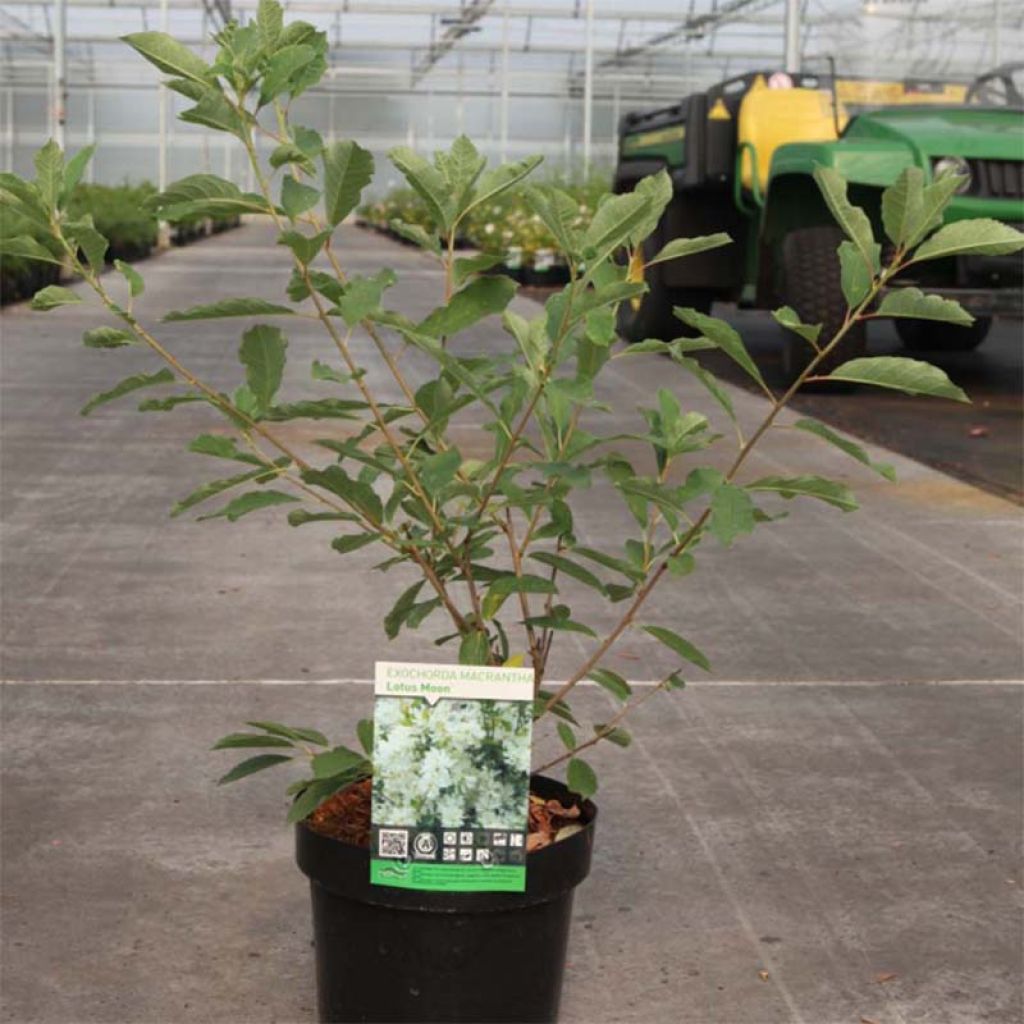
[378,829,409,859]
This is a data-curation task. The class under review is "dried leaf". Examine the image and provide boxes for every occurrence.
[875,971,898,984]
[757,970,770,982]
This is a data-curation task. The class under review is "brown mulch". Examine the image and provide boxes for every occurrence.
[305,778,584,853]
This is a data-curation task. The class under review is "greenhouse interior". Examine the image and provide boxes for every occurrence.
[3,2,1024,1024]
[1,1,1019,186]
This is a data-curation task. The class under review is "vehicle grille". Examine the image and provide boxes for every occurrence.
[968,159,1024,199]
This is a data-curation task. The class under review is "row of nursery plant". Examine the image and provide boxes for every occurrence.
[1,180,240,304]
[358,175,610,283]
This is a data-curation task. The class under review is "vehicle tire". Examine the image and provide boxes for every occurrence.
[895,317,992,352]
[778,225,867,384]
[616,233,713,342]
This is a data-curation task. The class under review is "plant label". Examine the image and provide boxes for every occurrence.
[370,661,534,892]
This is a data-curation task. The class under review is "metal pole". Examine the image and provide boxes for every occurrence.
[993,0,1002,66]
[53,0,67,147]
[87,87,96,180]
[500,0,510,163]
[582,0,594,175]
[784,0,800,74]
[158,0,169,191]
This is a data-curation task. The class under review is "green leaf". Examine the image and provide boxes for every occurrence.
[642,625,711,672]
[582,191,652,266]
[66,218,109,273]
[419,448,462,497]
[34,140,63,212]
[709,483,756,547]
[198,489,298,521]
[356,719,374,756]
[528,552,606,594]
[81,368,175,415]
[267,398,366,422]
[587,667,632,702]
[461,154,543,222]
[459,630,491,666]
[746,474,859,511]
[0,235,61,266]
[331,533,377,555]
[674,307,766,390]
[281,174,320,219]
[322,140,375,225]
[0,173,49,228]
[667,553,695,577]
[188,433,264,465]
[772,305,822,345]
[881,166,925,247]
[389,219,441,255]
[212,732,293,749]
[83,326,135,349]
[792,418,896,481]
[384,580,427,639]
[288,508,360,527]
[179,92,247,139]
[311,745,368,780]
[165,297,295,321]
[256,0,284,48]
[905,172,968,249]
[557,722,577,750]
[122,31,211,84]
[825,356,968,403]
[287,772,364,824]
[453,252,504,287]
[278,229,329,266]
[566,758,598,799]
[524,185,581,259]
[217,753,292,784]
[60,144,96,205]
[837,240,873,307]
[913,219,1024,263]
[389,146,452,229]
[115,259,144,297]
[301,465,382,522]
[419,275,516,338]
[335,269,396,327]
[30,285,81,311]
[171,468,269,516]
[522,612,596,638]
[488,574,558,598]
[258,44,317,107]
[672,354,736,424]
[150,174,271,220]
[623,171,672,249]
[648,232,732,266]
[813,165,877,270]
[239,324,287,414]
[247,720,328,745]
[876,287,972,327]
[594,724,632,748]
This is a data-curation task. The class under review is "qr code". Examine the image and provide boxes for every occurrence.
[378,829,409,859]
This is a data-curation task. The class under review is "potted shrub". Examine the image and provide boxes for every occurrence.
[2,4,1021,1021]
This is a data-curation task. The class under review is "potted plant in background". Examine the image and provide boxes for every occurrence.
[3,3,1021,1021]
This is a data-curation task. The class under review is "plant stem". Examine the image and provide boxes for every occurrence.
[541,262,900,718]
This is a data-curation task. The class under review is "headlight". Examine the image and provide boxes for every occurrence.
[932,156,972,193]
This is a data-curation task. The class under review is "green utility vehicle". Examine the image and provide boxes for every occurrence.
[614,66,1024,380]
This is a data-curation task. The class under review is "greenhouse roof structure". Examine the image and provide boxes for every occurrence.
[1,0,1020,185]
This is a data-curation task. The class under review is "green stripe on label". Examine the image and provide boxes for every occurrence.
[371,859,527,892]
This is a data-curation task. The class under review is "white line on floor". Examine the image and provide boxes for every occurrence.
[2,678,1021,687]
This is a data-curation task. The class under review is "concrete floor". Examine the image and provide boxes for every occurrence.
[2,224,1022,1024]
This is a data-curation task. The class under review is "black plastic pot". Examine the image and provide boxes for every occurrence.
[295,774,596,1023]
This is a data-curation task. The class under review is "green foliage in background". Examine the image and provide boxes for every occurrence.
[2,0,1021,817]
